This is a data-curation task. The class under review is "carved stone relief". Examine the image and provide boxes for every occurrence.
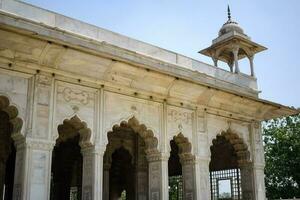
[149,162,160,190]
[167,106,194,143]
[183,165,194,190]
[33,74,53,139]
[197,111,206,134]
[253,122,264,164]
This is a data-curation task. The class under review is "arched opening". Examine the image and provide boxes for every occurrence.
[50,135,83,200]
[50,116,90,200]
[0,111,16,200]
[168,140,183,200]
[0,96,22,200]
[103,117,158,200]
[109,147,134,200]
[168,133,195,200]
[209,131,250,200]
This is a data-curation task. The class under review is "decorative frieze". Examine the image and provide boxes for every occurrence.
[62,87,90,105]
[167,106,194,142]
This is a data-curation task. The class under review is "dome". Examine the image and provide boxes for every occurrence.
[218,19,245,36]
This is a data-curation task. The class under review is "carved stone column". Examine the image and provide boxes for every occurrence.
[240,163,255,200]
[102,162,110,200]
[12,139,54,200]
[198,158,210,200]
[81,145,104,200]
[251,122,266,200]
[147,153,169,200]
[180,155,197,200]
[136,169,148,200]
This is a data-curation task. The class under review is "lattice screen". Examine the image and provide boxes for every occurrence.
[210,168,242,200]
[169,175,183,200]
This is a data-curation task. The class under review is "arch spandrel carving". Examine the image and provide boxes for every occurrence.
[0,73,31,129]
[56,115,92,148]
[166,106,195,146]
[0,95,24,143]
[54,81,98,145]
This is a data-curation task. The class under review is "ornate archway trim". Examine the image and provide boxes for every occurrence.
[173,133,195,164]
[0,95,23,142]
[106,116,159,156]
[211,129,250,165]
[57,115,92,148]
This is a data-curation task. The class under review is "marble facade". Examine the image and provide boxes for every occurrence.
[0,1,298,200]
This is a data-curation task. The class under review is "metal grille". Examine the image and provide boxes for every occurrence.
[169,175,183,200]
[210,168,242,200]
[69,187,79,200]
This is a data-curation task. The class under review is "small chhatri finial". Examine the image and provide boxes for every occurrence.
[227,5,231,21]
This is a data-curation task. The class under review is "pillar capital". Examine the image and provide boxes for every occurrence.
[25,139,55,151]
[146,152,169,162]
[179,153,195,165]
[81,144,105,156]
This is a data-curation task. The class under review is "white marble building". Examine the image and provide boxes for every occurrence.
[0,1,298,200]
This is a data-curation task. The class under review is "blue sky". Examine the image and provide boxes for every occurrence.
[23,0,300,108]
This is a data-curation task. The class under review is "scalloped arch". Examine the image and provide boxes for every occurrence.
[0,95,23,141]
[106,116,159,155]
[56,115,92,148]
[211,129,250,165]
[172,133,192,155]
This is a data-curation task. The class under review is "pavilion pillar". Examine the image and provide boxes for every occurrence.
[147,152,169,200]
[81,145,104,200]
[249,55,255,77]
[180,155,197,200]
[11,139,54,200]
[212,57,218,67]
[233,47,240,73]
[228,62,234,73]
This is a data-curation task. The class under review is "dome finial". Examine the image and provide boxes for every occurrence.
[227,5,231,21]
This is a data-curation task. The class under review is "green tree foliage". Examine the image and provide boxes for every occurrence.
[263,114,300,199]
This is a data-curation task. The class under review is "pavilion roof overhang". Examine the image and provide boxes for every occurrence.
[199,33,267,63]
